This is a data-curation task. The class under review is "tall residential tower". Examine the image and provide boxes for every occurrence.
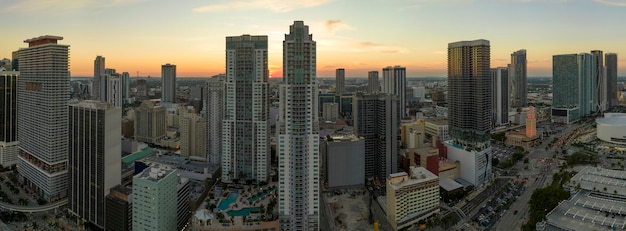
[335,68,345,94]
[367,71,379,94]
[606,53,618,108]
[509,50,527,108]
[161,63,176,103]
[204,79,224,164]
[17,35,70,200]
[382,66,406,117]
[278,21,320,230]
[222,35,270,182]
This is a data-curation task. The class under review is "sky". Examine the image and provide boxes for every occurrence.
[1,0,625,78]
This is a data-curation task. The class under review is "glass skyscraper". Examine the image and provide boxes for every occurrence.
[509,49,527,108]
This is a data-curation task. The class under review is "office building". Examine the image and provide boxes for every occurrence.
[322,102,338,121]
[353,93,400,181]
[180,112,206,161]
[222,34,270,182]
[93,56,105,100]
[204,79,223,164]
[424,118,450,142]
[17,35,70,200]
[383,66,407,117]
[368,71,379,94]
[106,185,132,231]
[336,68,345,94]
[68,101,122,229]
[132,166,178,231]
[161,63,176,103]
[177,177,191,231]
[592,50,608,112]
[278,21,320,230]
[136,79,147,97]
[552,53,597,123]
[492,67,509,126]
[445,39,492,186]
[386,166,439,230]
[122,72,130,104]
[509,49,527,108]
[0,71,18,166]
[134,101,166,144]
[606,53,618,108]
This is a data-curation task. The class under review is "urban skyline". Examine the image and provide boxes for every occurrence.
[1,0,625,77]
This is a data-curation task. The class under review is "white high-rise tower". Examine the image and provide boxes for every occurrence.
[17,35,70,200]
[278,21,319,230]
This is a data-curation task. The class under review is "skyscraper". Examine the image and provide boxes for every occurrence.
[222,35,269,182]
[204,79,223,164]
[382,66,406,117]
[367,71,379,94]
[107,75,123,107]
[134,101,166,144]
[68,101,121,229]
[93,56,105,100]
[606,53,618,108]
[509,49,527,108]
[552,53,597,123]
[591,50,607,112]
[445,39,492,186]
[136,79,147,97]
[335,68,345,94]
[17,35,70,200]
[278,21,319,230]
[132,166,178,231]
[180,112,206,161]
[161,63,176,103]
[121,71,130,104]
[0,71,18,166]
[491,67,509,126]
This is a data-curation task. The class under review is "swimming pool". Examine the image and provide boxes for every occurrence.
[227,207,261,217]
[218,192,238,211]
[247,186,276,203]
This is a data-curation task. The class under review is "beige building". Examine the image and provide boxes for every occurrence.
[386,166,440,230]
[134,101,166,144]
[401,119,425,148]
[425,118,449,141]
[180,113,206,161]
[322,102,339,121]
[506,105,539,147]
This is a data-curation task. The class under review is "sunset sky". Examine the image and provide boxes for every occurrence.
[1,0,625,78]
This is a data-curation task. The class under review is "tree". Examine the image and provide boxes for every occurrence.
[524,158,529,164]
[524,185,569,230]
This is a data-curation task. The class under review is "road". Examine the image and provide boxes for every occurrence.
[0,199,67,213]
[493,122,581,230]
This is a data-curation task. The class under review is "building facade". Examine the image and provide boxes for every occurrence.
[445,39,492,186]
[17,35,70,200]
[93,56,105,100]
[368,71,379,94]
[509,49,527,108]
[134,101,166,144]
[105,185,132,231]
[68,101,122,229]
[335,68,345,94]
[278,21,320,230]
[606,53,618,108]
[382,66,407,117]
[132,166,178,231]
[322,135,365,189]
[222,35,270,182]
[552,53,598,123]
[386,166,439,230]
[322,102,338,121]
[204,79,223,164]
[492,67,509,126]
[180,113,206,161]
[107,75,123,107]
[0,71,18,166]
[161,63,176,103]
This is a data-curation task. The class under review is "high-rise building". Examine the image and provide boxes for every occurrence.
[11,51,19,71]
[552,53,597,123]
[68,101,121,229]
[335,68,345,94]
[121,72,130,104]
[134,101,166,144]
[386,166,439,230]
[180,112,206,161]
[491,67,509,126]
[222,35,269,182]
[526,105,537,137]
[382,66,407,117]
[93,56,105,100]
[353,93,399,181]
[509,49,527,108]
[368,71,379,94]
[17,35,70,200]
[204,79,223,164]
[592,50,607,112]
[0,71,18,166]
[161,63,176,103]
[606,53,618,108]
[107,75,123,107]
[322,102,339,121]
[132,166,178,231]
[445,39,492,186]
[105,185,132,231]
[136,79,147,97]
[278,21,320,230]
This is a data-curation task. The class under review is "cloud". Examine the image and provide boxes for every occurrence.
[594,0,626,6]
[193,0,331,13]
[354,41,408,54]
[4,0,147,12]
[323,20,355,33]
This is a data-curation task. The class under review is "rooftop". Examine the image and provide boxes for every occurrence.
[388,166,438,191]
[439,177,463,191]
[136,165,176,182]
[425,117,448,126]
[597,113,626,126]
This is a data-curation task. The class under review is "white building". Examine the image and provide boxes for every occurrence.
[445,141,492,186]
[597,113,626,144]
[412,86,425,102]
[68,101,121,229]
[386,166,439,230]
[322,102,338,121]
[107,75,123,107]
[17,35,70,200]
[278,21,320,230]
[161,63,176,103]
[132,166,178,231]
[222,35,270,182]
[204,79,223,164]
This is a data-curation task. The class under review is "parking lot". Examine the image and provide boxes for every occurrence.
[472,181,525,229]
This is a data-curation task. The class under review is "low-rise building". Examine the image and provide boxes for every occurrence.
[386,166,439,230]
[425,118,449,141]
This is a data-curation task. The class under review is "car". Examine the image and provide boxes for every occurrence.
[514,210,518,215]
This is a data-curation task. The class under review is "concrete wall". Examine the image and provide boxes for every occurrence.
[326,139,365,189]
